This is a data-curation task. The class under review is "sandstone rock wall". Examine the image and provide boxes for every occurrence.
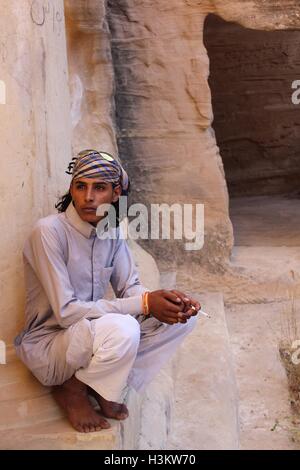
[211,0,300,30]
[64,0,117,156]
[107,0,232,270]
[0,0,71,343]
[106,0,300,268]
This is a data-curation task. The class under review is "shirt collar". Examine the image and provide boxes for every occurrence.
[65,202,96,239]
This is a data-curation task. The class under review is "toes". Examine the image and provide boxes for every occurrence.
[90,424,99,432]
[117,404,129,419]
[75,424,84,433]
[98,400,129,420]
[120,404,129,416]
[75,421,107,433]
[83,424,90,433]
[100,419,111,429]
[112,408,128,420]
[96,413,111,429]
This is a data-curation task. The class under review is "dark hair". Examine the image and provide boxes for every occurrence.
[55,181,131,228]
[55,191,72,213]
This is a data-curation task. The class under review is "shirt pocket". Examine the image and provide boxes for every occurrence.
[98,266,114,298]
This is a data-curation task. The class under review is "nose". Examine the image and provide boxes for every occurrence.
[85,186,94,202]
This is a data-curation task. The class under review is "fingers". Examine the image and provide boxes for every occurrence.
[183,299,201,314]
[177,311,189,322]
[166,301,184,313]
[164,310,192,324]
[164,317,187,325]
[163,290,183,305]
[181,308,193,318]
[171,290,201,310]
[171,289,190,303]
[161,309,184,324]
[166,318,180,324]
[162,292,185,313]
[170,290,201,314]
[189,298,201,311]
[157,290,201,320]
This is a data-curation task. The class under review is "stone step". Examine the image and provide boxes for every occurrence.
[167,292,240,450]
[0,392,64,430]
[0,355,135,449]
[0,368,174,449]
[226,301,300,450]
[0,359,51,402]
[0,353,59,430]
[0,417,120,450]
[0,349,174,449]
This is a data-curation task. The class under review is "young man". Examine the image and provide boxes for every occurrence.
[14,150,200,433]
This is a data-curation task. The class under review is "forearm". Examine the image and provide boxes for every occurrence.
[55,295,144,328]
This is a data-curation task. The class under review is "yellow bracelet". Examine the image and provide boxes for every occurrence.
[142,292,150,316]
[145,292,150,315]
[142,292,147,315]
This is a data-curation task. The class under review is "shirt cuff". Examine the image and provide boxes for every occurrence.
[120,295,144,316]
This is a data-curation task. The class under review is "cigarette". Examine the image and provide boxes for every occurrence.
[190,305,211,318]
[199,310,211,318]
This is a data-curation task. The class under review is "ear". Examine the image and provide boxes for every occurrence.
[112,184,122,203]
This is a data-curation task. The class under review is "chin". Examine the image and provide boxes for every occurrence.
[79,212,97,224]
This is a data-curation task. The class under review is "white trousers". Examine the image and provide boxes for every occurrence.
[75,313,197,402]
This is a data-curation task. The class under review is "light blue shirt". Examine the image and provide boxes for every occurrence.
[15,202,147,344]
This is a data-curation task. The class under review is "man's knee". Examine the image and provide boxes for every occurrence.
[117,314,141,345]
[97,314,140,359]
[187,314,197,330]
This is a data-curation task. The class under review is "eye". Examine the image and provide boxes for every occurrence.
[76,184,85,190]
[95,185,106,190]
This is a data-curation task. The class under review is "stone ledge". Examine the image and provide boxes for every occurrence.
[0,354,174,450]
[167,292,240,450]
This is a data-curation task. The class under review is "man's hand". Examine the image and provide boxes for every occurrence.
[147,290,188,325]
[170,290,201,320]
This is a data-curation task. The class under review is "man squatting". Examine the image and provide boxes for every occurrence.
[14,150,200,433]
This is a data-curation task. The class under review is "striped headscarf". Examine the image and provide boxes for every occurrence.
[66,149,129,193]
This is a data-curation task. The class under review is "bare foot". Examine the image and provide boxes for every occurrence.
[52,376,111,433]
[88,387,129,420]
